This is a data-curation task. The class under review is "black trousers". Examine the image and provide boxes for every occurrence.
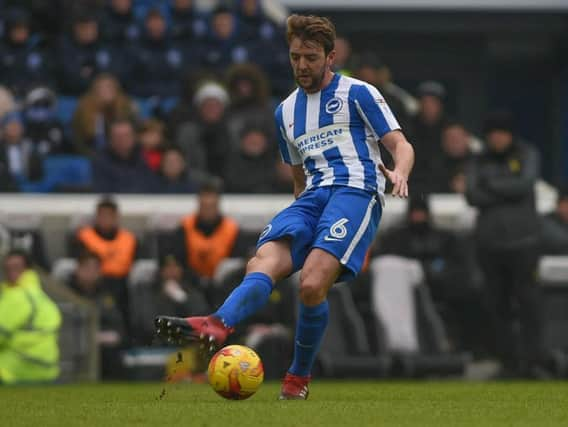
[477,244,542,373]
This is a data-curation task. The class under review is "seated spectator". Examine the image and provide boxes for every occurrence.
[101,0,140,44]
[225,63,275,149]
[130,255,210,345]
[66,251,127,379]
[138,119,166,172]
[224,126,278,193]
[92,119,158,193]
[541,187,568,254]
[377,196,483,351]
[169,181,243,285]
[237,0,280,43]
[170,0,208,41]
[429,121,475,194]
[175,81,230,179]
[22,87,68,155]
[57,10,125,95]
[127,8,186,98]
[0,111,43,186]
[0,8,53,97]
[201,6,252,76]
[157,146,199,194]
[72,73,138,156]
[73,196,139,330]
[0,250,62,384]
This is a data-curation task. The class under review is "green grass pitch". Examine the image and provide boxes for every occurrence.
[3,381,568,426]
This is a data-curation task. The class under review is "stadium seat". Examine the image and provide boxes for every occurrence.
[56,96,79,125]
[214,258,246,285]
[143,213,183,258]
[0,214,49,269]
[538,256,568,377]
[128,259,158,290]
[51,258,78,284]
[368,256,469,377]
[317,284,391,378]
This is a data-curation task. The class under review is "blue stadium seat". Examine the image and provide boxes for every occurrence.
[19,155,92,193]
[134,97,159,119]
[57,96,79,125]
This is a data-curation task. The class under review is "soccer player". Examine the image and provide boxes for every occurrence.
[155,14,414,399]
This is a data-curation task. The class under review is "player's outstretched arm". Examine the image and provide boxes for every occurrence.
[379,130,415,198]
[291,164,306,199]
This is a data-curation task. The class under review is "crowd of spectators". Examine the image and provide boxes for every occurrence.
[0,0,514,199]
[0,0,291,194]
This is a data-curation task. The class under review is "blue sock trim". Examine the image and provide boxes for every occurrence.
[289,300,329,377]
[214,272,273,327]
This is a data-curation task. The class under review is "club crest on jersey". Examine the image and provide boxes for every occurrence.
[325,97,343,114]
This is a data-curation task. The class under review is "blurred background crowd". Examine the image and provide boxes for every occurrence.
[2,0,568,385]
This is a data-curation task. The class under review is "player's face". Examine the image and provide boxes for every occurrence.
[289,37,334,93]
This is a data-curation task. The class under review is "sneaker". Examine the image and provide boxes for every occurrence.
[278,373,310,400]
[154,315,234,349]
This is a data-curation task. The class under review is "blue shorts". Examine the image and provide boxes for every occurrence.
[257,186,382,282]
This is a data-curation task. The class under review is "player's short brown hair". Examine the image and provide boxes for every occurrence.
[286,14,336,56]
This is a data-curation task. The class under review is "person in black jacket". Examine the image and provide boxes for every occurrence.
[0,8,54,97]
[57,10,125,96]
[170,0,208,42]
[92,119,158,193]
[466,110,542,377]
[126,8,186,98]
[100,0,140,44]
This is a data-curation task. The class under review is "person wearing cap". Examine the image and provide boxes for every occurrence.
[126,8,186,98]
[466,110,542,377]
[408,80,449,195]
[22,86,68,155]
[0,8,53,97]
[174,81,231,180]
[57,9,124,96]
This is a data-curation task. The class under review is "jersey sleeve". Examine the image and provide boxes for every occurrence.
[353,84,401,139]
[275,104,302,165]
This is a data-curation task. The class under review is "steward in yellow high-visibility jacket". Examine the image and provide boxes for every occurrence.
[0,251,62,385]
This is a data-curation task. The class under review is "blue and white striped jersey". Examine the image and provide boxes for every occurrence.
[275,73,400,196]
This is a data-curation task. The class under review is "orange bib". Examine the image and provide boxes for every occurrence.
[77,227,136,278]
[182,215,239,278]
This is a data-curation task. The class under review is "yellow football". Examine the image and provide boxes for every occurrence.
[207,345,264,400]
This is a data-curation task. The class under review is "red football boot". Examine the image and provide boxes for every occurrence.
[154,315,234,349]
[278,373,311,400]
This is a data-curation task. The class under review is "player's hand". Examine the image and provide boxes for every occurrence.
[379,164,409,198]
